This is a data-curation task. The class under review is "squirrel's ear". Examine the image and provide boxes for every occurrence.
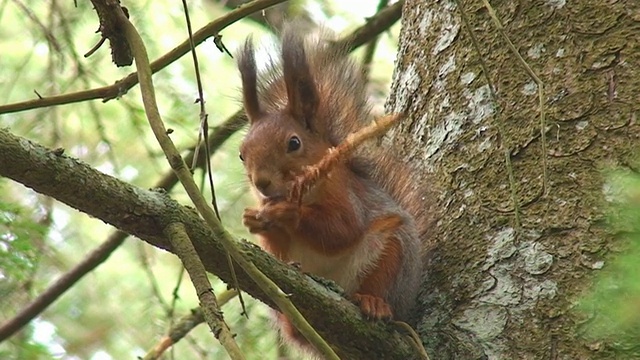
[282,31,319,131]
[238,38,262,122]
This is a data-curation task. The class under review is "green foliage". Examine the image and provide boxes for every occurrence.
[0,196,46,283]
[0,182,52,359]
[579,171,640,345]
[0,337,52,360]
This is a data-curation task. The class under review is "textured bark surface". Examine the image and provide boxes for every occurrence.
[386,0,640,359]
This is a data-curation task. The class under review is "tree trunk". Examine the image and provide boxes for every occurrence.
[389,0,639,358]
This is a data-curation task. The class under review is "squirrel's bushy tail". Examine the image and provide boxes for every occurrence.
[370,151,432,245]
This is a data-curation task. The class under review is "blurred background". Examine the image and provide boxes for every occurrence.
[0,0,401,359]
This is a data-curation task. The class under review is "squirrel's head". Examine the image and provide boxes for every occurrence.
[239,114,329,200]
[237,32,330,201]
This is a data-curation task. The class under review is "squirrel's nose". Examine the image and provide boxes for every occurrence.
[254,177,272,195]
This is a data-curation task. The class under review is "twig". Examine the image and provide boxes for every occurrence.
[455,0,521,230]
[0,231,127,342]
[137,242,171,313]
[481,0,548,197]
[181,0,244,318]
[168,265,185,344]
[0,0,288,115]
[361,0,390,79]
[142,290,238,360]
[180,0,215,205]
[335,0,403,52]
[164,222,244,359]
[290,113,402,203]
[0,0,401,116]
[0,2,407,352]
[392,321,430,360]
[0,110,246,341]
[11,0,62,55]
[117,9,338,359]
[0,126,422,359]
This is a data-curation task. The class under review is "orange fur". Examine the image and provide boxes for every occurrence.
[353,215,404,319]
[244,167,364,258]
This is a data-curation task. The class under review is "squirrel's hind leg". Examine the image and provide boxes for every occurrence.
[352,214,404,320]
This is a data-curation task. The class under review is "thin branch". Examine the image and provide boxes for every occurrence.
[455,0,521,230]
[117,8,338,359]
[393,321,430,360]
[142,290,238,360]
[0,127,421,359]
[218,0,290,31]
[481,0,548,197]
[180,0,215,205]
[361,0,390,79]
[168,266,185,329]
[335,0,403,52]
[11,0,63,54]
[0,0,400,116]
[181,0,244,318]
[164,222,244,359]
[290,114,402,203]
[0,111,244,341]
[0,231,127,342]
[0,3,410,353]
[137,242,171,313]
[0,0,288,115]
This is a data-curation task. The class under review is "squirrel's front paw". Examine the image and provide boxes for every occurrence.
[243,208,271,233]
[352,293,392,320]
[259,200,300,228]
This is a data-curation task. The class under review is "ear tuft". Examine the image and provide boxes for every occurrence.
[281,30,319,130]
[237,38,262,122]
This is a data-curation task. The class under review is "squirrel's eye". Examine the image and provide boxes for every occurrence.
[287,136,301,152]
[239,152,244,162]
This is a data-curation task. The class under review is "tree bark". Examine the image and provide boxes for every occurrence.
[389,0,640,358]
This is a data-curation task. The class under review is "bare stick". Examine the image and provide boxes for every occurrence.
[289,113,402,203]
[165,223,244,359]
[0,0,288,115]
[0,0,401,116]
[117,8,339,359]
[455,0,521,230]
[482,0,548,196]
[0,231,127,341]
[142,290,238,360]
[0,4,407,340]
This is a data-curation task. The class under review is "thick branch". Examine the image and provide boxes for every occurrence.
[0,112,243,342]
[88,0,132,66]
[0,128,420,359]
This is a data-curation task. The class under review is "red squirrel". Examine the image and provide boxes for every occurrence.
[237,24,428,345]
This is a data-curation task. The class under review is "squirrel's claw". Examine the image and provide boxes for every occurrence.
[243,207,271,233]
[352,293,393,320]
[259,201,300,228]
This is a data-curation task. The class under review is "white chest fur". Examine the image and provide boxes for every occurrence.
[287,233,387,294]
